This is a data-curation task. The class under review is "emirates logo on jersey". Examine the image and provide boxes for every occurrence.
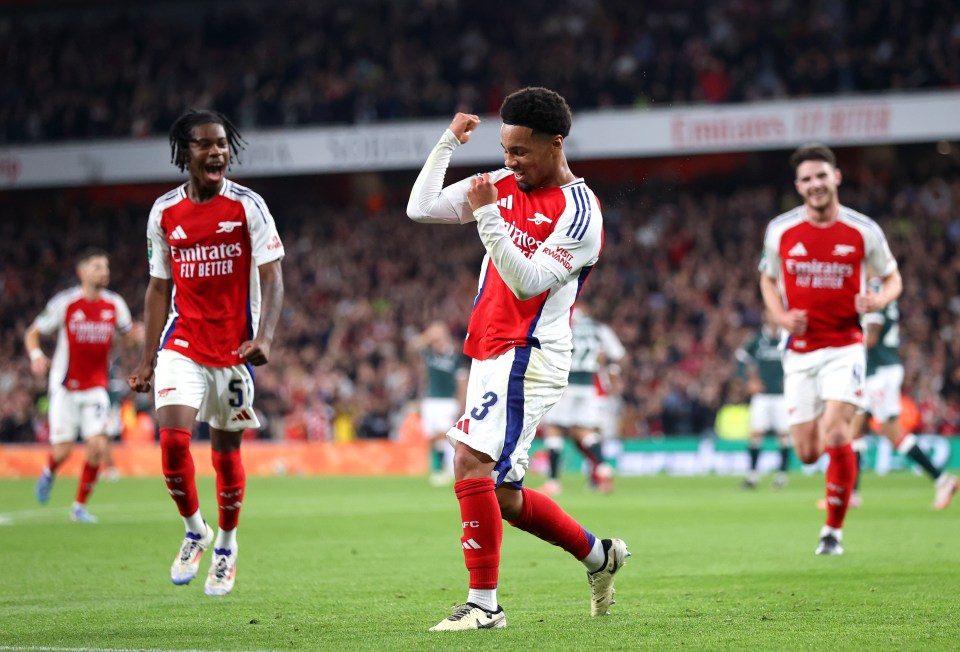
[172,242,243,279]
[68,319,113,343]
[785,259,854,289]
[503,221,544,258]
[170,242,242,263]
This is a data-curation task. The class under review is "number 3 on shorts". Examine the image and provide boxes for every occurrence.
[470,392,498,420]
[228,379,244,408]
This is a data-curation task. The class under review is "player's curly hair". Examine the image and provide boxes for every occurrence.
[168,109,246,172]
[500,87,572,138]
[789,142,837,170]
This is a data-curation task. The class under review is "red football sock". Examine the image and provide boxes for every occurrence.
[74,462,99,505]
[455,478,502,590]
[212,448,246,531]
[825,444,858,529]
[511,487,593,560]
[160,427,199,517]
[47,452,64,474]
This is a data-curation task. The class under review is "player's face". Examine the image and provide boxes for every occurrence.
[187,122,230,192]
[501,124,560,193]
[78,256,109,289]
[795,160,841,212]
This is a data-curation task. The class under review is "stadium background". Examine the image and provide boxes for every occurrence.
[1,0,959,479]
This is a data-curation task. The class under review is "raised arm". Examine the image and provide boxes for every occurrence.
[406,113,481,225]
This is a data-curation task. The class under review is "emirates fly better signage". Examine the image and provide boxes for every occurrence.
[1,91,958,189]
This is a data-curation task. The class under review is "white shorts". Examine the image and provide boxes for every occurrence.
[543,383,600,429]
[596,395,622,439]
[154,350,260,431]
[48,386,110,445]
[749,393,788,435]
[421,397,460,437]
[447,347,569,487]
[865,364,903,422]
[782,343,866,426]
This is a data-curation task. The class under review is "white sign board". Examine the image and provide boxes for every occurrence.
[1,91,958,189]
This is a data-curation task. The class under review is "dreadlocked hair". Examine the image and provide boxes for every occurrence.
[168,109,246,172]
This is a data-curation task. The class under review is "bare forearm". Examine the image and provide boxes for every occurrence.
[256,263,284,347]
[759,275,786,322]
[140,281,171,363]
[24,327,42,357]
[878,269,902,307]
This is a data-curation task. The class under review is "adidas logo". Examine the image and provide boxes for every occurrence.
[455,418,470,434]
[230,409,253,422]
[170,225,188,240]
[528,212,552,225]
[462,538,482,550]
[497,195,514,210]
[788,242,807,257]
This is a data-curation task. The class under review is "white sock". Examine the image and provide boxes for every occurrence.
[215,527,237,551]
[582,537,606,573]
[467,588,497,612]
[183,510,205,536]
[896,433,918,455]
[819,525,842,540]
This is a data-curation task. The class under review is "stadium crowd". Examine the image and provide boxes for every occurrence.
[1,147,958,443]
[2,0,959,143]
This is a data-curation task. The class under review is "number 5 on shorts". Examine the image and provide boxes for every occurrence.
[470,392,498,420]
[228,379,244,408]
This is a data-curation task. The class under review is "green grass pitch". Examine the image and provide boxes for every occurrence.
[1,472,957,650]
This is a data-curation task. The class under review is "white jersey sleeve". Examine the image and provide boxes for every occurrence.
[406,130,478,225]
[473,184,602,301]
[759,225,782,280]
[235,187,285,266]
[104,290,133,334]
[531,185,603,283]
[32,290,70,336]
[147,199,172,279]
[598,323,626,362]
[864,225,898,279]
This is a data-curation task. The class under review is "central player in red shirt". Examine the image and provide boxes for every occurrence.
[760,143,901,555]
[128,109,285,596]
[408,87,628,631]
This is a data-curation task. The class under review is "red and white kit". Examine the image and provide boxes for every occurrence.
[760,205,898,423]
[146,179,285,428]
[408,130,603,485]
[32,287,132,443]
